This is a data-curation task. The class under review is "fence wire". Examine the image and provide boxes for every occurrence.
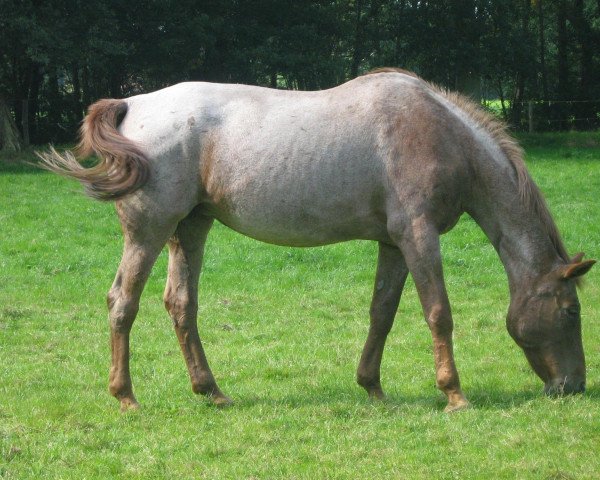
[3,95,600,146]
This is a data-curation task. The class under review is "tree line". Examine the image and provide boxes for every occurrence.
[1,0,600,149]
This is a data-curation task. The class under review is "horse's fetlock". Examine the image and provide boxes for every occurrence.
[436,374,459,393]
[356,371,379,389]
[192,377,216,396]
[109,378,132,398]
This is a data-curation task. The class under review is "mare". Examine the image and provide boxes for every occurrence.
[39,68,595,412]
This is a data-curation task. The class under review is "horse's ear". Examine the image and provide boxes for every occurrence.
[562,259,596,280]
[570,252,585,264]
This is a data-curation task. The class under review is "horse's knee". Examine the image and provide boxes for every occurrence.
[426,303,453,336]
[356,370,380,389]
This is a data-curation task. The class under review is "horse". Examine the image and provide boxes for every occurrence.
[38,68,595,412]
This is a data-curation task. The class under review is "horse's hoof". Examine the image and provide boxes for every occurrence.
[444,399,470,413]
[119,397,141,412]
[367,388,386,401]
[212,394,234,408]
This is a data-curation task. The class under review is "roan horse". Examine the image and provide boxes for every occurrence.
[39,68,595,412]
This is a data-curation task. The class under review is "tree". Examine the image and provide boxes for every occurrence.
[2,0,600,141]
[572,0,598,129]
[0,95,22,152]
[555,0,570,129]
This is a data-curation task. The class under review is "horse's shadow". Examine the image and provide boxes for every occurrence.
[215,382,600,413]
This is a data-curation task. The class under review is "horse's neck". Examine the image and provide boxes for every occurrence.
[466,153,561,294]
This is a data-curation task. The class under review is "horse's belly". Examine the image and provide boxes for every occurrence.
[202,136,390,246]
[215,222,387,247]
[207,195,388,247]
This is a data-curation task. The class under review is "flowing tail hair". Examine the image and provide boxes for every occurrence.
[36,99,150,201]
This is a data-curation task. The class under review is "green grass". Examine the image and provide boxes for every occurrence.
[1,136,599,479]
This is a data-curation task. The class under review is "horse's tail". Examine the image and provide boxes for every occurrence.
[37,99,150,201]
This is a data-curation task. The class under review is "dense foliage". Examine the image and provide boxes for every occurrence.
[1,0,600,146]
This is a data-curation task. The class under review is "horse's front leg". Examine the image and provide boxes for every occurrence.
[164,210,232,407]
[107,220,175,411]
[392,216,469,412]
[357,242,408,399]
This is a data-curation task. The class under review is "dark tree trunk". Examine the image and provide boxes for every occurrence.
[71,62,83,121]
[109,70,122,98]
[0,95,22,153]
[496,79,508,121]
[572,0,596,129]
[556,0,569,129]
[47,71,62,141]
[510,0,531,129]
[82,64,91,108]
[537,0,548,101]
[393,0,407,64]
[350,0,382,77]
[350,0,365,78]
[21,99,29,146]
[27,64,42,144]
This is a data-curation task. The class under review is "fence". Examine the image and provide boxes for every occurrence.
[484,99,600,132]
[527,100,600,132]
[3,96,600,147]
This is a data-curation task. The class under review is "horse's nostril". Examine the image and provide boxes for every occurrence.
[565,380,586,394]
[544,382,560,396]
[544,378,586,395]
[557,380,586,395]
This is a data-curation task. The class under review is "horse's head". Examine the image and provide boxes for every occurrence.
[507,255,595,395]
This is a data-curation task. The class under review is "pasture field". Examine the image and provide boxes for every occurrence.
[1,133,599,479]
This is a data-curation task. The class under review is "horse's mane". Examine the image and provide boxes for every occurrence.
[364,67,571,264]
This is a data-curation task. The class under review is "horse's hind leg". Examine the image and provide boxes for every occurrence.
[108,216,176,411]
[164,209,231,406]
[357,242,408,399]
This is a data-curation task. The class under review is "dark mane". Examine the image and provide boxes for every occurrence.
[364,67,571,264]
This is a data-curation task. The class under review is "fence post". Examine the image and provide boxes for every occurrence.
[528,101,534,133]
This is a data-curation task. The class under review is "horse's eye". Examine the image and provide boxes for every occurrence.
[536,287,554,298]
[561,304,580,320]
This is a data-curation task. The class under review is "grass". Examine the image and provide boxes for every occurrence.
[1,135,599,479]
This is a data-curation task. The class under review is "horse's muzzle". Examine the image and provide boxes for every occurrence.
[544,378,586,395]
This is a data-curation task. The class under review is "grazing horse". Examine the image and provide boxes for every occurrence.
[39,68,594,412]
